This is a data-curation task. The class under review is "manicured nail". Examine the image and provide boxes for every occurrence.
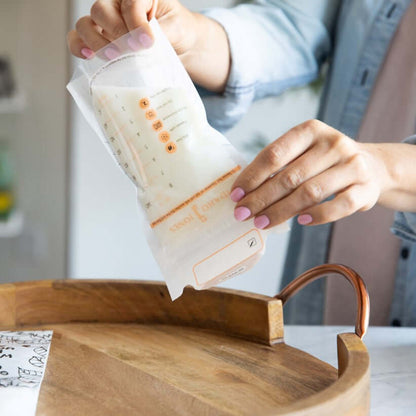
[234,206,251,222]
[81,47,94,59]
[254,215,270,229]
[139,33,154,48]
[230,187,245,202]
[104,47,120,60]
[298,214,313,225]
[127,35,141,51]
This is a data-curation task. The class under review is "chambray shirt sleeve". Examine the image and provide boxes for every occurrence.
[392,135,416,243]
[199,0,341,131]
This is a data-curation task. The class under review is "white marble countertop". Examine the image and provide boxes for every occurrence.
[284,326,416,415]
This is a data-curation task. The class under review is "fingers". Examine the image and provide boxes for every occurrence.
[67,30,91,59]
[229,120,374,228]
[234,142,340,217]
[234,153,377,229]
[75,15,110,51]
[301,184,377,225]
[120,0,155,47]
[231,120,330,197]
[90,0,129,41]
[69,0,157,59]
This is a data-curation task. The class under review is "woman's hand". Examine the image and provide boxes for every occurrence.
[67,0,230,92]
[230,119,416,229]
[67,1,196,58]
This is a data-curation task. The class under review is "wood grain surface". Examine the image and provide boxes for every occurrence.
[0,280,370,415]
[0,280,283,345]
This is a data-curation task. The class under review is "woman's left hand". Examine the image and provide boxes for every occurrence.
[230,119,394,229]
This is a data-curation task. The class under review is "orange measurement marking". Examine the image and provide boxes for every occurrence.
[159,131,170,143]
[165,142,177,154]
[152,120,163,131]
[139,98,150,109]
[145,109,157,120]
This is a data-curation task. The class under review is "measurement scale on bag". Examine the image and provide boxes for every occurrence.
[92,85,240,238]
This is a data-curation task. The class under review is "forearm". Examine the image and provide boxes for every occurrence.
[180,13,231,92]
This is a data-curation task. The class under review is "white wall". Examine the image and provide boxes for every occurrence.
[69,0,320,296]
[0,0,69,283]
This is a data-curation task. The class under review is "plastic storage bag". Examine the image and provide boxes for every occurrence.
[67,19,289,300]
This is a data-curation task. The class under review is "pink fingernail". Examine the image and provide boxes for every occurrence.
[230,187,245,202]
[298,214,313,225]
[81,47,94,59]
[139,33,154,48]
[104,47,120,60]
[254,215,270,229]
[127,36,141,51]
[234,206,251,222]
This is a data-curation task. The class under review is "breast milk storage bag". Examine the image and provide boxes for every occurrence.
[67,19,288,299]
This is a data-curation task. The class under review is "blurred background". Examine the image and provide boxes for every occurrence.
[0,0,320,296]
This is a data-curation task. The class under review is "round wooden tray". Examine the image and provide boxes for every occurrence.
[0,264,370,415]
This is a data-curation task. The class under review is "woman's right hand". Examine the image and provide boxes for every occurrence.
[67,0,198,59]
[67,0,230,92]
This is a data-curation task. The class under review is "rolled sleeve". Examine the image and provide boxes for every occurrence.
[200,0,340,131]
[392,135,416,242]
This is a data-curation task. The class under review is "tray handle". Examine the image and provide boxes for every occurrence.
[275,264,370,338]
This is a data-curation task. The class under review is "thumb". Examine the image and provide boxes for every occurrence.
[120,0,156,46]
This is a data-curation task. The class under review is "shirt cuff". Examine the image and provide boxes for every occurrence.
[199,6,321,131]
[198,8,259,132]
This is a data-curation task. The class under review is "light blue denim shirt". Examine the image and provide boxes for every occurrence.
[201,0,416,325]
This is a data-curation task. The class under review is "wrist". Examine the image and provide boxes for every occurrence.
[362,143,414,210]
[187,12,205,54]
[180,12,231,92]
[362,143,395,188]
[174,7,201,56]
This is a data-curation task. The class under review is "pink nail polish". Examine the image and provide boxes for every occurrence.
[298,214,313,225]
[234,206,251,222]
[127,36,141,51]
[104,47,120,60]
[230,187,245,202]
[254,215,270,229]
[81,47,94,59]
[139,33,154,48]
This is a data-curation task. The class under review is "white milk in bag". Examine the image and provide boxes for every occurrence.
[68,19,289,299]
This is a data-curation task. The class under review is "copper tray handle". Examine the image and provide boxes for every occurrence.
[275,264,370,338]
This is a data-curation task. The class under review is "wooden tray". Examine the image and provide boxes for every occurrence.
[0,264,370,415]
